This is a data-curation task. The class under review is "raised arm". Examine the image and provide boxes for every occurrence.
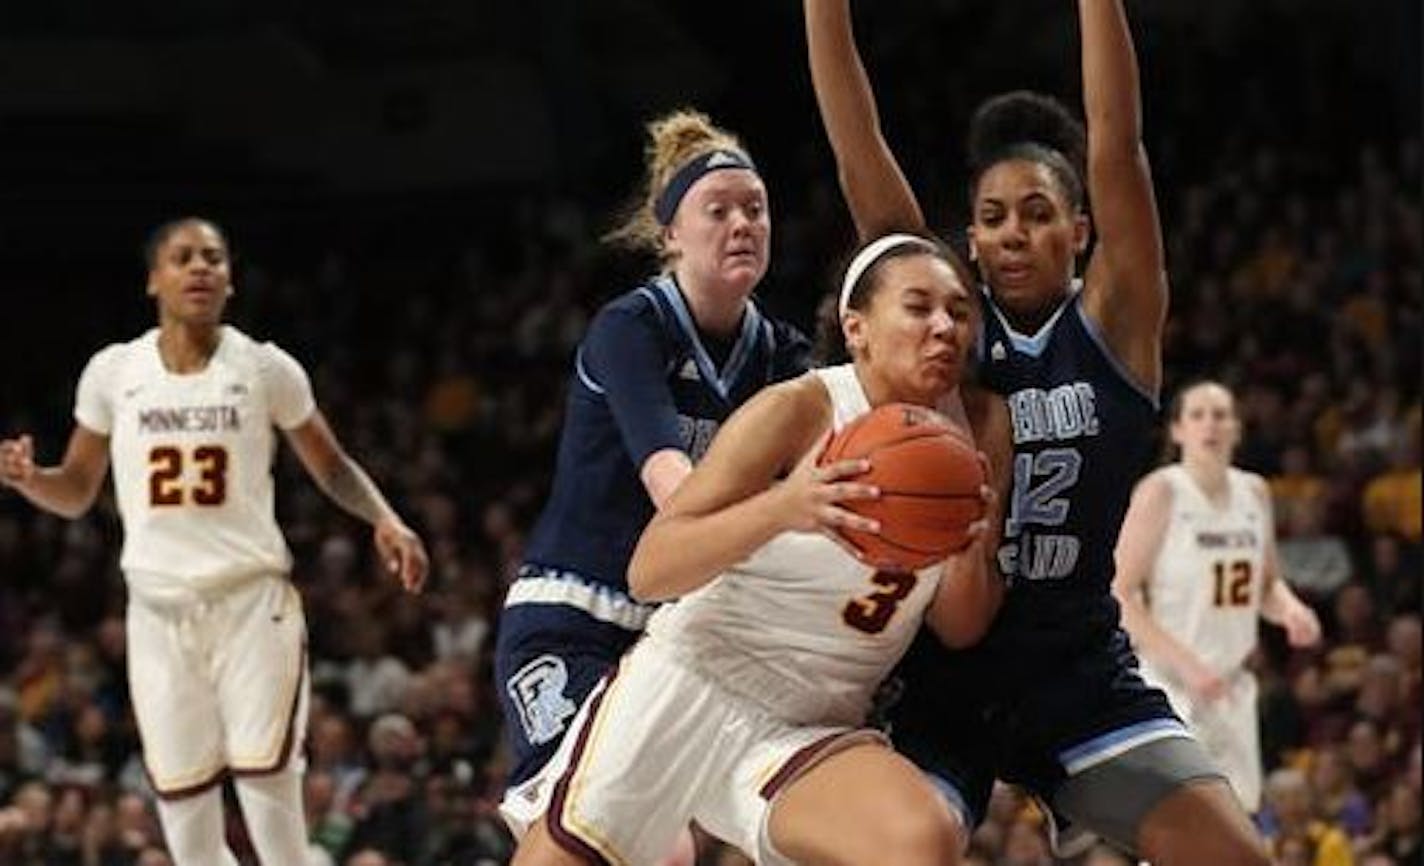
[628,377,878,602]
[284,412,429,593]
[1078,0,1167,395]
[804,0,926,240]
[0,428,110,519]
[1112,472,1227,702]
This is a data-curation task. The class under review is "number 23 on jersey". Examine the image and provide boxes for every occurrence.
[149,445,230,507]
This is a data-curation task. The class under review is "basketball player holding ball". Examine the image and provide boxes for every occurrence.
[506,232,1012,866]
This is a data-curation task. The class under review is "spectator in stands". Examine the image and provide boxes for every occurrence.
[1261,767,1356,866]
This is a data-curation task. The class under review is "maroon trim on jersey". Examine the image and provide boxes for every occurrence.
[547,662,622,866]
[759,730,875,801]
[145,760,230,801]
[231,641,308,779]
[147,639,307,799]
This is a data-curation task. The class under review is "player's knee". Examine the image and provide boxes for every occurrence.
[1137,796,1268,866]
[512,815,592,866]
[874,802,962,866]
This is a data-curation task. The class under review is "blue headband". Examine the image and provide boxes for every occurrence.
[653,149,758,226]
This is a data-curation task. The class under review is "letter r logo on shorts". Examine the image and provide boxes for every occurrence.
[508,655,578,746]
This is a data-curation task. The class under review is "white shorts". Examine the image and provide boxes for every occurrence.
[1157,671,1261,811]
[126,573,309,798]
[500,637,882,866]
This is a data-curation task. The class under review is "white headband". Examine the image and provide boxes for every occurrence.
[838,233,935,319]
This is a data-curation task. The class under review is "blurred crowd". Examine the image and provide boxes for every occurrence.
[0,25,1418,866]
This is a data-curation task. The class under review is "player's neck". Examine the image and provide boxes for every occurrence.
[672,271,746,339]
[1182,458,1230,503]
[157,322,222,375]
[853,362,940,411]
[993,285,1071,335]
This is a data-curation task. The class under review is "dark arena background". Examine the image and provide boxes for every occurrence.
[0,2,1419,864]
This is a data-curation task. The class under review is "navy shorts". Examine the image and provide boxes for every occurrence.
[888,627,1183,826]
[494,565,652,787]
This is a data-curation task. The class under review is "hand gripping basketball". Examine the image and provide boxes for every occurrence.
[819,403,987,572]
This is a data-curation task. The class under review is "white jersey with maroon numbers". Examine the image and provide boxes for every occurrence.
[74,326,315,600]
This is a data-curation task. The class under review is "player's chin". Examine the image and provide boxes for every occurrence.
[722,257,766,284]
[177,304,225,326]
[920,363,959,392]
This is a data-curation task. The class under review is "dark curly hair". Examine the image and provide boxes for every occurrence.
[143,217,230,270]
[967,91,1086,210]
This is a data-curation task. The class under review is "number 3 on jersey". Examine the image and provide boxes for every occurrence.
[149,445,229,507]
[843,571,918,635]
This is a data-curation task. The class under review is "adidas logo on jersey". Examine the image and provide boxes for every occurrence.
[678,359,700,381]
[990,341,1007,362]
[705,150,738,168]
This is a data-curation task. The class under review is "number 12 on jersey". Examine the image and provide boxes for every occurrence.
[149,445,230,507]
[1212,560,1253,607]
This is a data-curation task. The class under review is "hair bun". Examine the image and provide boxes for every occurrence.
[967,91,1085,174]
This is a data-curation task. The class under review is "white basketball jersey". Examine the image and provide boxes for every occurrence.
[646,365,962,727]
[1141,465,1268,679]
[74,326,316,598]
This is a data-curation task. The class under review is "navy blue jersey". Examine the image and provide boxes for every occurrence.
[522,275,811,590]
[974,289,1158,666]
[888,287,1179,817]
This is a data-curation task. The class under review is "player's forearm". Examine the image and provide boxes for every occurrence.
[1259,576,1301,626]
[804,0,925,237]
[1080,0,1143,152]
[1116,591,1205,678]
[640,449,694,511]
[928,543,1003,649]
[805,0,882,161]
[11,467,100,519]
[309,454,399,528]
[628,491,786,602]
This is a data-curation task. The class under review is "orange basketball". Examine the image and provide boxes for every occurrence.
[820,402,985,572]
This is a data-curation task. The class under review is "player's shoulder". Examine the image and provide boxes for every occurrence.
[83,330,154,375]
[1230,467,1270,500]
[725,373,832,463]
[221,326,300,370]
[585,282,671,339]
[742,372,831,428]
[218,325,272,359]
[1135,465,1179,503]
[601,281,666,319]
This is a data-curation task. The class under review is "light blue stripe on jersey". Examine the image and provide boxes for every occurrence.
[652,275,764,402]
[980,282,1077,359]
[573,348,606,395]
[1071,300,1160,408]
[927,772,975,828]
[503,569,655,632]
[1058,718,1192,775]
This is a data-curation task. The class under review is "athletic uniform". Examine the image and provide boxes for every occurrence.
[505,365,956,866]
[495,275,809,804]
[890,289,1220,852]
[1138,465,1269,810]
[74,326,313,798]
